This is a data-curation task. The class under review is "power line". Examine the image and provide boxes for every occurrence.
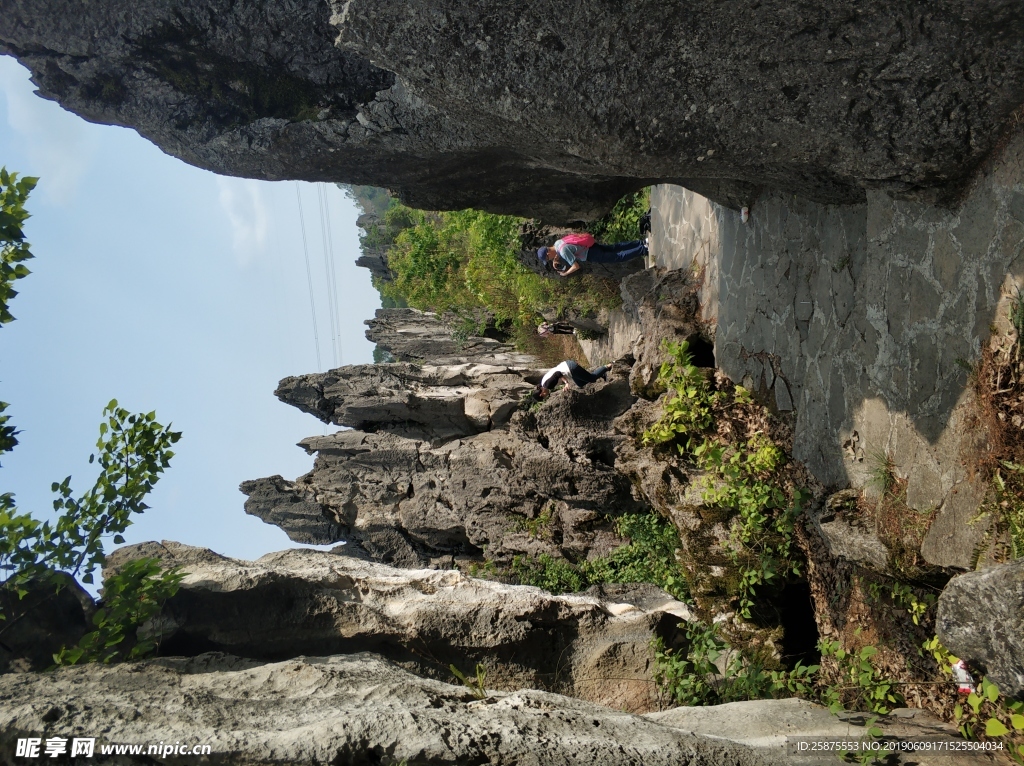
[321,183,343,367]
[316,184,340,368]
[295,182,322,373]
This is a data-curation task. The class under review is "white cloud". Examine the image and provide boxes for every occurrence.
[216,176,269,266]
[0,56,99,205]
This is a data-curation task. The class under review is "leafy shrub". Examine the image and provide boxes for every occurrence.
[641,340,722,452]
[373,193,642,348]
[508,512,689,599]
[589,188,651,244]
[510,553,587,594]
[584,512,688,600]
[654,620,817,706]
[818,638,903,715]
[923,636,1024,760]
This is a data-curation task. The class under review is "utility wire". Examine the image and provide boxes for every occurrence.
[295,182,322,373]
[316,184,340,368]
[321,183,344,367]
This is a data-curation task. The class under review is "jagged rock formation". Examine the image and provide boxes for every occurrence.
[273,361,537,439]
[0,653,993,766]
[104,541,692,713]
[242,306,653,566]
[4,1,1024,219]
[242,370,643,566]
[936,558,1024,698]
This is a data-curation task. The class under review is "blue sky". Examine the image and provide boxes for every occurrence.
[0,56,381,572]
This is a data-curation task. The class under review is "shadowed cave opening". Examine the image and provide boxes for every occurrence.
[686,336,715,368]
[778,581,821,668]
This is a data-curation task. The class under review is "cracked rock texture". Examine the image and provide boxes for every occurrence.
[0,652,782,766]
[0,653,992,766]
[650,129,1024,569]
[3,1,1024,219]
[937,558,1024,698]
[104,541,692,713]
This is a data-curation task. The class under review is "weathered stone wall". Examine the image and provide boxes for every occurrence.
[650,130,1024,568]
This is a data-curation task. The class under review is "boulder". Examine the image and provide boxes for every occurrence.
[936,558,1024,698]
[4,1,1024,219]
[0,652,779,766]
[105,542,692,713]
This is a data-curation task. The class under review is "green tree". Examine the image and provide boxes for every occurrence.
[0,168,183,665]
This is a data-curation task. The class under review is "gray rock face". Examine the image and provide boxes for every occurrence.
[650,698,1004,766]
[105,541,692,713]
[0,574,95,673]
[0,652,779,766]
[365,308,535,367]
[809,490,890,572]
[0,653,989,766]
[936,558,1024,698]
[4,1,1024,219]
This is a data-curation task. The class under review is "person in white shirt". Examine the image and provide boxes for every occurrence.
[535,360,609,399]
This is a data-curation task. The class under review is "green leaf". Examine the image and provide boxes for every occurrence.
[984,679,1000,703]
[985,718,1010,738]
[1010,713,1024,731]
[968,692,982,714]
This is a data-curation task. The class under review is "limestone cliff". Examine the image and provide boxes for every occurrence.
[4,1,1024,220]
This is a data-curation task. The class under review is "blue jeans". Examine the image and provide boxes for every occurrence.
[566,361,609,386]
[586,240,648,263]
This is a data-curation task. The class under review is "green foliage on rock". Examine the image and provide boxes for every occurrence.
[0,171,183,665]
[643,339,805,619]
[584,512,688,599]
[818,638,903,715]
[641,340,721,451]
[509,511,689,600]
[510,553,588,595]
